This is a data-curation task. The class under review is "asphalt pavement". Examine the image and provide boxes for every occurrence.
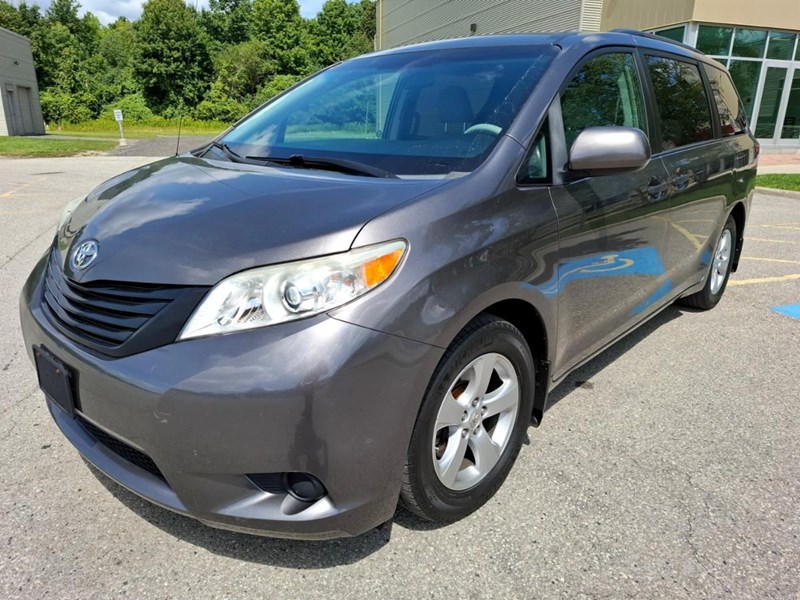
[0,156,798,599]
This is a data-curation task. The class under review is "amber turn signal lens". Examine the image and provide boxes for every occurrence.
[363,248,404,288]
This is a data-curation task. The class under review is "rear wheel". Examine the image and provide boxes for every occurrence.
[679,215,737,310]
[400,314,534,522]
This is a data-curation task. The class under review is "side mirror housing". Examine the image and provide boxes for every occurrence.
[568,126,651,176]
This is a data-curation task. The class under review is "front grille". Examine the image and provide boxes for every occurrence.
[78,415,166,482]
[41,255,207,357]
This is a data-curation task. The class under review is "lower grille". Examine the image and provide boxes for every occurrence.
[78,415,166,482]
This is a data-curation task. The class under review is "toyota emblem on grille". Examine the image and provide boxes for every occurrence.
[70,240,99,270]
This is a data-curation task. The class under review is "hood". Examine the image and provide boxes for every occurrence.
[57,156,447,285]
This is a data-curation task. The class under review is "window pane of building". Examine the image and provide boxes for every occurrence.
[755,67,788,138]
[732,28,767,58]
[560,53,646,148]
[767,31,796,60]
[646,56,713,151]
[697,25,733,56]
[657,26,685,43]
[704,64,747,135]
[780,70,800,140]
[729,60,762,121]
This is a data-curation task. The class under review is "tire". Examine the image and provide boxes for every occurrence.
[679,215,737,311]
[400,314,535,522]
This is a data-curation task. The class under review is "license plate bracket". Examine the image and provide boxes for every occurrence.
[34,346,76,418]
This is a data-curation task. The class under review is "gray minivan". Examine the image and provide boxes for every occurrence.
[20,30,756,539]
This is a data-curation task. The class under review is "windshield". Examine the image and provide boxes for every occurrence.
[220,45,558,177]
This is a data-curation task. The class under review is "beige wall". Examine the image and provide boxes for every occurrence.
[692,0,800,31]
[601,0,694,31]
[601,0,800,32]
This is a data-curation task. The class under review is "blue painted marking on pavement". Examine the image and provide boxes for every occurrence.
[772,304,800,320]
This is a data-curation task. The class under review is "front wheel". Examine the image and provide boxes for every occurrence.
[679,215,737,310]
[400,314,534,522]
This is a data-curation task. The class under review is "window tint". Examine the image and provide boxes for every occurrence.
[703,64,747,136]
[646,56,713,151]
[560,53,646,149]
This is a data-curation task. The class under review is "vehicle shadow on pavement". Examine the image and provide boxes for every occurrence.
[87,464,393,567]
[545,305,683,410]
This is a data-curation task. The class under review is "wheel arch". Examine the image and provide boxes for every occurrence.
[482,299,551,426]
[432,286,554,427]
[730,201,746,273]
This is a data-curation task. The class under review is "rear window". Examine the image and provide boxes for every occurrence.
[703,64,747,136]
[646,56,714,151]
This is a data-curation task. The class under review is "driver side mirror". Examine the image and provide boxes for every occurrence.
[568,127,651,176]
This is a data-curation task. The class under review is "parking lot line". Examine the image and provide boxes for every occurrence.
[729,273,800,286]
[739,256,800,265]
[747,237,799,244]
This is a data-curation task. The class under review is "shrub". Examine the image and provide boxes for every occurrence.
[100,94,154,123]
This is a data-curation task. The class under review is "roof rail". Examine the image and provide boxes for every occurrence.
[610,28,700,53]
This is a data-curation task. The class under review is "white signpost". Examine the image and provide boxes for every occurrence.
[114,109,127,146]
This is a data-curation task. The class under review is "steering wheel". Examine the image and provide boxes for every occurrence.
[463,123,502,136]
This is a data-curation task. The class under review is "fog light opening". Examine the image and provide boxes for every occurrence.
[283,472,327,502]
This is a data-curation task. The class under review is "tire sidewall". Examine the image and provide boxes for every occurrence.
[407,318,535,521]
[704,215,737,305]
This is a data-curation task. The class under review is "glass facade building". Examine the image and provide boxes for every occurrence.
[653,23,800,149]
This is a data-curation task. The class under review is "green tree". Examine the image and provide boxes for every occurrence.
[310,0,374,67]
[0,1,42,38]
[135,0,213,113]
[250,0,310,74]
[202,0,252,46]
[99,18,139,98]
[213,40,276,101]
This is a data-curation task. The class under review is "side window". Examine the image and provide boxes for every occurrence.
[560,52,646,149]
[703,64,747,136]
[519,121,549,184]
[646,56,713,151]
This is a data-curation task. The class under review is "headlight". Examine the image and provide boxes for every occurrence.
[58,196,85,232]
[178,240,407,340]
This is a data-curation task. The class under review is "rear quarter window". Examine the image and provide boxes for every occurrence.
[703,64,747,136]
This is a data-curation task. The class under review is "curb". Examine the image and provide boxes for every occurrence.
[755,186,800,199]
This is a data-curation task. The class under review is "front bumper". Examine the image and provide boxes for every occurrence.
[20,256,443,539]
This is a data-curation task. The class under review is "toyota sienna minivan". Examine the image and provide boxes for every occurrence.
[20,31,756,539]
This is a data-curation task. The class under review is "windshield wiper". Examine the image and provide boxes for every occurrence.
[245,153,398,179]
[207,141,250,164]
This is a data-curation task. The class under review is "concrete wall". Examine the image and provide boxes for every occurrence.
[377,0,586,49]
[0,26,45,136]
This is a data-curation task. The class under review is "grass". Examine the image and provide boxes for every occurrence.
[52,120,228,140]
[0,136,118,158]
[756,174,800,192]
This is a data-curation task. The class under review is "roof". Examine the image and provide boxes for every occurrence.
[367,30,720,68]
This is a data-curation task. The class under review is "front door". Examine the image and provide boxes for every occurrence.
[548,50,671,378]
